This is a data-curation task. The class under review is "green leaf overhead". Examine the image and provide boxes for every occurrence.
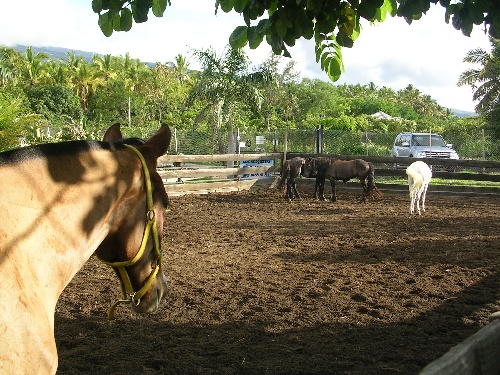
[98,11,114,37]
[217,0,235,13]
[131,0,151,23]
[229,26,248,49]
[247,26,265,49]
[92,0,500,81]
[152,0,168,17]
[120,8,133,31]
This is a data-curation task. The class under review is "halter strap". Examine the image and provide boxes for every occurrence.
[98,144,162,319]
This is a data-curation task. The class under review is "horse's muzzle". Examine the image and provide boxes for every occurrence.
[133,272,168,314]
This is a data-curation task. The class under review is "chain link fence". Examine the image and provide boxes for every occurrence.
[170,127,500,162]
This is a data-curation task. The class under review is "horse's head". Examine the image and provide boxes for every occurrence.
[302,157,317,178]
[96,123,171,317]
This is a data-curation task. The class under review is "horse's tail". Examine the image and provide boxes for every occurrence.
[367,163,383,199]
[277,161,290,191]
[406,163,426,193]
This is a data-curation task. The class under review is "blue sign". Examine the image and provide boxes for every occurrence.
[240,159,274,180]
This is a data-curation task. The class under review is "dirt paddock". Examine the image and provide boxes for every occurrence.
[55,188,500,375]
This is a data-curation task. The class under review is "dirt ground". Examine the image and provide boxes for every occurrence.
[55,187,500,375]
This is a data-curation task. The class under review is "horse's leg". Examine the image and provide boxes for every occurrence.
[421,183,429,212]
[292,179,301,199]
[416,188,424,215]
[409,190,414,215]
[278,164,289,192]
[314,177,325,201]
[330,179,337,202]
[408,176,416,215]
[285,179,292,202]
[314,178,320,199]
[319,177,327,201]
[359,177,368,203]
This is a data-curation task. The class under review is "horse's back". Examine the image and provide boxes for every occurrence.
[406,161,432,185]
[354,158,371,170]
[327,159,362,180]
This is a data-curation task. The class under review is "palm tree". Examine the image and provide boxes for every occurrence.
[19,46,49,86]
[71,62,105,111]
[248,53,290,130]
[187,46,264,152]
[92,54,118,81]
[45,60,68,86]
[167,54,191,84]
[458,37,500,119]
[66,51,84,70]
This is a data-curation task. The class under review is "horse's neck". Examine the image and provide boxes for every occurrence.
[0,150,136,308]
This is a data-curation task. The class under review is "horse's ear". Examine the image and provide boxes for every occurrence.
[103,123,123,142]
[143,124,172,158]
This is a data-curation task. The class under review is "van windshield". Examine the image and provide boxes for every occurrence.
[412,135,447,147]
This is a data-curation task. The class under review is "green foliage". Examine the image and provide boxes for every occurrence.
[92,0,498,82]
[323,130,366,154]
[94,0,169,36]
[0,45,495,158]
[0,88,42,150]
[458,37,500,132]
[27,84,83,124]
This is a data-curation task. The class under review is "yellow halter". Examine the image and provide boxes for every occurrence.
[98,144,162,319]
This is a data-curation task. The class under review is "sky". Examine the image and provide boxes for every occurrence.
[0,0,492,112]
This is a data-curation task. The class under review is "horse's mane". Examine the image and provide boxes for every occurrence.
[0,137,145,165]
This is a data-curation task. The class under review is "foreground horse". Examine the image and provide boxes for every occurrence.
[303,157,382,202]
[277,157,305,201]
[406,161,432,215]
[0,123,171,374]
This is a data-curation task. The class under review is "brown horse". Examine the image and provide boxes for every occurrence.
[277,157,305,201]
[0,123,171,374]
[303,157,382,202]
[302,157,336,200]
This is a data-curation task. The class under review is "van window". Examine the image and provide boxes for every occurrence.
[412,134,446,147]
[400,134,410,145]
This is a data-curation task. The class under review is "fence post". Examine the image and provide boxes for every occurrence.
[282,131,288,174]
[365,130,368,155]
[482,128,486,160]
[173,128,178,154]
[482,128,486,173]
[315,125,324,154]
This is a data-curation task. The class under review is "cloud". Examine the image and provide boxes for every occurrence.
[332,6,491,111]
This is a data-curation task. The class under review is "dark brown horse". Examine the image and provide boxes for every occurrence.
[0,123,171,374]
[277,157,305,201]
[302,157,336,200]
[303,157,382,202]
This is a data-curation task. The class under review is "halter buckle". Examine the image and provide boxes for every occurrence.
[130,292,141,306]
[147,210,155,221]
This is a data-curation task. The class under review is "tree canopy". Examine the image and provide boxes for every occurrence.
[91,0,500,81]
[458,37,500,128]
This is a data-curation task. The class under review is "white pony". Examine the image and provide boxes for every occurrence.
[406,161,432,215]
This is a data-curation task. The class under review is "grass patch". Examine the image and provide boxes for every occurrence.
[377,175,499,188]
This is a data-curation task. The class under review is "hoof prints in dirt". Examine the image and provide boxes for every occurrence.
[56,190,500,375]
